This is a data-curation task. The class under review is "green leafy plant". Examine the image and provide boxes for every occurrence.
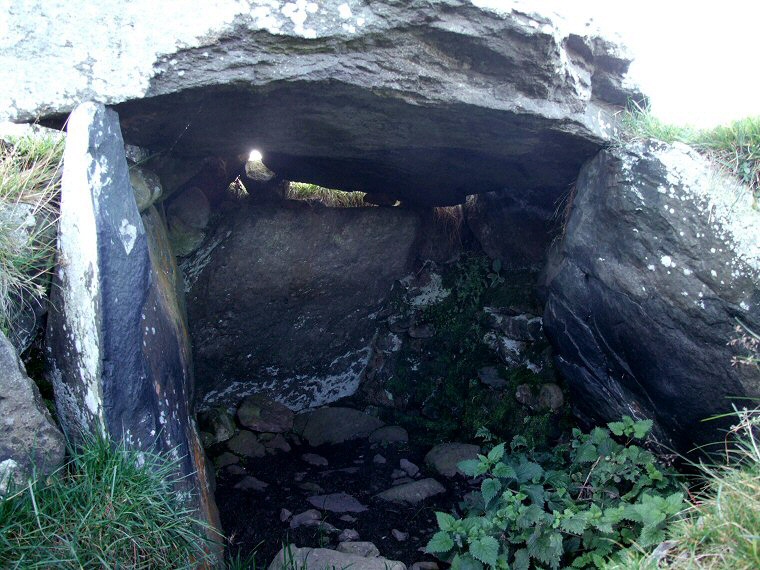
[427,417,685,569]
[0,432,218,569]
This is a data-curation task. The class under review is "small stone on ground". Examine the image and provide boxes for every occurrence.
[302,453,329,466]
[425,443,480,477]
[375,478,446,505]
[308,492,368,513]
[337,541,381,558]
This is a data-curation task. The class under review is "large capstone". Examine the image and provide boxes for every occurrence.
[45,103,220,536]
[3,1,639,206]
[543,140,760,451]
[185,202,431,410]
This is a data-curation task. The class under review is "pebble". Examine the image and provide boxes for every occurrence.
[400,458,420,477]
[376,478,446,505]
[302,453,329,466]
[299,482,325,494]
[373,454,387,464]
[233,476,268,491]
[391,469,407,479]
[338,528,360,542]
[391,529,409,542]
[340,514,357,523]
[290,509,322,529]
[280,508,292,522]
[308,492,368,513]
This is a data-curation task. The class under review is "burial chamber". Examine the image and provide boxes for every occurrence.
[11,0,757,557]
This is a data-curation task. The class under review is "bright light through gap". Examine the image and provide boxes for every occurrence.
[248,149,263,161]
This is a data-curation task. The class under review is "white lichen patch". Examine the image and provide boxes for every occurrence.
[119,218,137,254]
[407,272,451,307]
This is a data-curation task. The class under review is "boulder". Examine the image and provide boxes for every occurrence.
[166,187,210,257]
[268,547,405,570]
[227,430,265,458]
[544,140,760,451]
[0,331,64,493]
[128,165,163,212]
[187,203,420,411]
[45,103,219,537]
[294,407,385,447]
[6,2,637,207]
[425,443,480,478]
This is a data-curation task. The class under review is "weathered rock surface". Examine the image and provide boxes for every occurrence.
[6,2,637,207]
[465,190,556,268]
[188,203,422,410]
[369,426,409,445]
[268,546,405,570]
[294,407,385,447]
[544,140,760,451]
[0,331,65,493]
[45,103,219,536]
[227,430,266,458]
[166,187,210,257]
[198,406,236,444]
[425,443,480,478]
[375,478,446,505]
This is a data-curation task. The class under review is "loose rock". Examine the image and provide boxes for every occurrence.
[400,459,420,477]
[392,529,409,542]
[294,407,384,447]
[234,476,268,492]
[237,395,294,433]
[289,509,322,529]
[375,478,446,505]
[537,384,564,411]
[308,492,368,513]
[302,453,329,467]
[268,547,405,570]
[369,426,409,445]
[338,529,361,542]
[227,430,266,458]
[425,443,480,478]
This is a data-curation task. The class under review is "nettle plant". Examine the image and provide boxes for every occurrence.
[427,417,685,569]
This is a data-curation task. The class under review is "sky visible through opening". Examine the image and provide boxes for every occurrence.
[572,1,760,128]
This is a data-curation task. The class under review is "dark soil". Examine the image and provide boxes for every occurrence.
[214,436,474,566]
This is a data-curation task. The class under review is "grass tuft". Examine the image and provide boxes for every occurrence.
[0,433,218,569]
[0,133,63,336]
[620,102,760,202]
[287,182,368,207]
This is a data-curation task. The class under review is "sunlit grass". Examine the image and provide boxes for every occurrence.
[0,133,63,336]
[620,103,760,201]
[287,182,368,208]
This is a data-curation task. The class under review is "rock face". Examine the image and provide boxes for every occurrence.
[5,1,637,206]
[0,331,65,493]
[544,140,760,451]
[187,203,420,410]
[45,103,219,536]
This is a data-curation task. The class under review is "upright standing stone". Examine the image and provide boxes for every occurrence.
[45,102,220,542]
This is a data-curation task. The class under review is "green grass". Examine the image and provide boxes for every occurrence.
[0,133,63,336]
[620,103,760,201]
[604,407,760,570]
[287,182,368,207]
[0,433,218,569]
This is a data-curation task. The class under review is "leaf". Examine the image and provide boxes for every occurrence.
[521,484,546,507]
[459,459,485,477]
[451,553,484,570]
[574,443,598,464]
[608,421,626,437]
[436,511,457,532]
[559,512,588,535]
[513,549,530,570]
[487,443,506,464]
[492,462,517,480]
[638,523,665,547]
[515,460,544,483]
[633,419,654,439]
[427,531,455,554]
[469,535,500,567]
[481,478,501,507]
[517,504,546,529]
[492,259,502,273]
